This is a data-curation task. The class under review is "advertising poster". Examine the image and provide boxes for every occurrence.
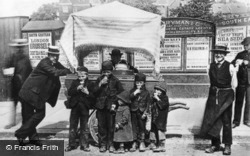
[134,51,154,70]
[248,26,250,37]
[84,51,100,70]
[216,26,246,61]
[160,38,182,70]
[186,37,210,70]
[28,32,52,67]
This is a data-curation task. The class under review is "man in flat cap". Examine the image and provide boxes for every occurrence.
[231,37,250,128]
[200,45,238,155]
[3,39,32,129]
[15,46,73,146]
[110,49,138,73]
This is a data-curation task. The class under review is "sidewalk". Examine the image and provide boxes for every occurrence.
[0,100,250,142]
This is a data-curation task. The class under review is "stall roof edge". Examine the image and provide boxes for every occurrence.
[22,20,65,31]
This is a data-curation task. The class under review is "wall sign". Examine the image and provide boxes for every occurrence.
[163,18,214,36]
[84,51,101,70]
[134,51,154,70]
[28,32,52,67]
[160,38,182,70]
[216,26,246,61]
[216,17,250,62]
[186,37,210,70]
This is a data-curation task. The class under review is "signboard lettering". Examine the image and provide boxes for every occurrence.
[28,32,52,67]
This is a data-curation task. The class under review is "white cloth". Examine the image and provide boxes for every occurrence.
[60,1,161,73]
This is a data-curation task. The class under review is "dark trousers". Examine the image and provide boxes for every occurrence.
[210,105,232,145]
[244,86,250,124]
[131,110,146,142]
[96,108,115,148]
[68,103,89,148]
[15,98,45,140]
[233,86,246,125]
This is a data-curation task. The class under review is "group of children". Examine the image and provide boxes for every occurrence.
[65,60,169,153]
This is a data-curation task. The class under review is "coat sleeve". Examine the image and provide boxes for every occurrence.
[86,81,96,100]
[231,53,240,65]
[40,59,71,77]
[144,92,152,114]
[93,77,103,96]
[111,78,124,104]
[54,62,67,69]
[68,80,79,96]
[129,89,137,100]
[156,95,169,110]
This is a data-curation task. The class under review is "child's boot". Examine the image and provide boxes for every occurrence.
[159,140,166,152]
[129,141,137,152]
[118,143,125,154]
[149,140,157,150]
[139,141,146,152]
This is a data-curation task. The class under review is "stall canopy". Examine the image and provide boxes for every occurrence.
[60,1,162,73]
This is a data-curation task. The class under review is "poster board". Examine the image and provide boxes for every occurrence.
[134,51,154,70]
[28,32,52,67]
[160,18,215,72]
[83,51,101,70]
[186,37,210,70]
[160,38,182,70]
[216,16,250,62]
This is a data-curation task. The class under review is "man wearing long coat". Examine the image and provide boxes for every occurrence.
[200,45,238,155]
[4,39,32,129]
[15,46,72,146]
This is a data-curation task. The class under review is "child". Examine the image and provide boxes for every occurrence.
[129,73,151,152]
[149,81,169,152]
[93,61,124,153]
[113,91,133,154]
[65,66,95,152]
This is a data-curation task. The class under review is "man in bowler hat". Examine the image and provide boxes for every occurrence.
[15,46,72,146]
[110,49,138,73]
[200,45,238,155]
[231,37,250,128]
[3,39,32,129]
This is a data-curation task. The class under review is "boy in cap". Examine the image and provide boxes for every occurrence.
[129,73,151,152]
[65,66,95,152]
[200,45,238,155]
[149,81,169,152]
[231,37,250,128]
[3,39,32,129]
[93,60,124,153]
[16,46,72,146]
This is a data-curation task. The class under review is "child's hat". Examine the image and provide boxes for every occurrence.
[117,91,131,104]
[77,66,88,73]
[154,81,167,94]
[102,61,113,71]
[135,73,146,82]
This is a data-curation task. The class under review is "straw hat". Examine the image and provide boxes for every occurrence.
[9,39,28,47]
[210,45,230,54]
[47,46,60,55]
